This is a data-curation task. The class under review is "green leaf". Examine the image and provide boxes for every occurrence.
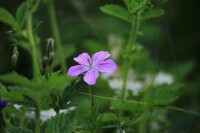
[151,0,168,4]
[6,127,33,133]
[8,86,35,99]
[0,72,34,88]
[0,8,20,30]
[45,112,77,133]
[141,8,165,20]
[100,4,132,23]
[111,100,142,113]
[61,79,83,104]
[4,106,25,118]
[124,0,148,13]
[0,84,8,97]
[16,2,27,28]
[144,83,182,105]
[42,75,74,91]
[18,41,31,52]
[0,84,24,101]
[101,113,116,122]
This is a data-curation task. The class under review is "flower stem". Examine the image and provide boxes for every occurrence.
[47,1,66,74]
[27,12,41,81]
[88,85,92,95]
[35,99,41,133]
[139,106,151,133]
[121,18,140,102]
[27,11,41,133]
[80,92,200,116]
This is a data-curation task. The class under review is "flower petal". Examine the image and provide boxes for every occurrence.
[74,53,91,66]
[67,65,89,76]
[96,59,117,73]
[92,51,110,66]
[83,69,99,85]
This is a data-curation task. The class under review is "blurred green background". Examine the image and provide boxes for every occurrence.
[0,0,200,132]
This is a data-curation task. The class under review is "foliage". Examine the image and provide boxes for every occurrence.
[45,112,77,133]
[0,0,198,132]
[6,127,33,133]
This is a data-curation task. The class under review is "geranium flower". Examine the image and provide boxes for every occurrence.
[67,51,117,85]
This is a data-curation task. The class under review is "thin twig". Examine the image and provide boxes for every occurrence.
[80,92,200,116]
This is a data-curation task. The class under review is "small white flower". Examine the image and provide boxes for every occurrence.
[40,109,56,122]
[154,72,173,85]
[127,82,143,96]
[13,104,23,110]
[108,79,143,96]
[26,106,76,123]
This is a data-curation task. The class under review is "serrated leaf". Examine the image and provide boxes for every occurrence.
[0,72,34,88]
[145,83,181,105]
[0,85,24,101]
[8,86,35,99]
[61,79,83,104]
[141,8,165,20]
[45,112,77,133]
[100,4,132,23]
[111,100,142,113]
[0,84,8,97]
[6,127,33,133]
[124,0,148,13]
[42,75,74,91]
[16,2,27,28]
[4,106,25,118]
[0,8,20,30]
[3,91,24,101]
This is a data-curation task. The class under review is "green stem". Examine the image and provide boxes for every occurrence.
[27,12,41,81]
[139,106,151,133]
[47,1,66,74]
[121,18,140,102]
[35,99,41,133]
[88,85,92,95]
[80,92,200,116]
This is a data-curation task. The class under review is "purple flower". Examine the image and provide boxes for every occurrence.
[67,51,117,85]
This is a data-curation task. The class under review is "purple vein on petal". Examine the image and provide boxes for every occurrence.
[95,59,117,73]
[74,53,91,66]
[83,69,99,85]
[92,51,110,66]
[67,65,89,76]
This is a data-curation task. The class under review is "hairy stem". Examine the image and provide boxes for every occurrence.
[80,92,200,116]
[35,99,41,133]
[47,1,66,74]
[139,106,151,133]
[27,11,41,133]
[27,12,41,81]
[121,18,140,102]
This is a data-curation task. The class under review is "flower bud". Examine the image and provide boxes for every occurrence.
[11,46,19,66]
[42,56,49,70]
[12,54,18,66]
